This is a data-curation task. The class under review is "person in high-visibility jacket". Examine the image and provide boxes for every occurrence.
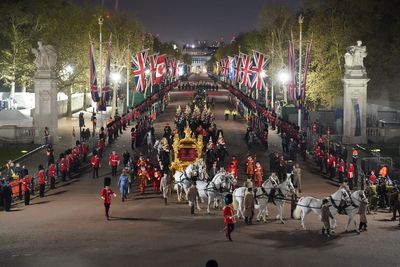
[224,109,230,120]
[232,110,237,120]
[352,147,359,165]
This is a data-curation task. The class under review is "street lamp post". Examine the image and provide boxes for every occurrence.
[111,72,121,118]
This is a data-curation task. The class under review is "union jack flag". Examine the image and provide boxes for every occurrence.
[239,53,253,87]
[221,58,229,77]
[132,49,148,92]
[102,39,112,102]
[251,50,270,91]
[149,53,158,86]
[89,41,99,102]
[233,54,241,83]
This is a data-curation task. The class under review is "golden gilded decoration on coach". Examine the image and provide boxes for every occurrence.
[170,127,203,173]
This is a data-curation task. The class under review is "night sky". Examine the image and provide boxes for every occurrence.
[80,0,299,44]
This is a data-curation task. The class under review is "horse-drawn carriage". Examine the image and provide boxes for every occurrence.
[169,127,203,174]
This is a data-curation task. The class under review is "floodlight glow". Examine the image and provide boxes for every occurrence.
[278,71,290,84]
[145,69,151,76]
[111,72,121,83]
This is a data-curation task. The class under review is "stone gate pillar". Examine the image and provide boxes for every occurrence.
[342,40,369,144]
[32,42,58,144]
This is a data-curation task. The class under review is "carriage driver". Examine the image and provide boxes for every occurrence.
[268,172,280,203]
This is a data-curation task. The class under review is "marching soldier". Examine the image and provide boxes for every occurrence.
[59,153,68,182]
[100,177,116,220]
[91,151,101,179]
[108,151,120,177]
[37,165,46,198]
[21,170,31,206]
[48,163,56,189]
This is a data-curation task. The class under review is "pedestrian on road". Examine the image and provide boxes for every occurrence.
[108,151,120,177]
[101,177,116,220]
[2,179,12,211]
[223,193,235,241]
[21,170,31,206]
[244,187,255,225]
[160,171,170,205]
[187,182,201,215]
[118,169,129,202]
[91,151,100,179]
[358,197,368,232]
[37,164,46,198]
[48,163,56,189]
[292,163,302,193]
[224,109,230,120]
[321,199,334,237]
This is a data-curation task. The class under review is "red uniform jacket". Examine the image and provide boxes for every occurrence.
[60,158,68,172]
[245,159,255,175]
[108,154,120,167]
[255,166,263,181]
[153,170,162,182]
[48,164,56,177]
[227,165,238,178]
[101,188,114,204]
[347,165,355,179]
[91,155,100,168]
[338,161,345,173]
[21,176,31,192]
[38,170,46,185]
[81,142,89,155]
[223,205,235,224]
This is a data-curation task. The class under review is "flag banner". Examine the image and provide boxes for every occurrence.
[221,58,229,77]
[132,49,149,92]
[228,56,235,81]
[288,40,296,101]
[97,95,107,111]
[239,52,253,87]
[155,54,166,84]
[149,53,159,86]
[299,40,312,101]
[234,54,242,83]
[251,50,270,91]
[89,41,100,102]
[102,39,112,103]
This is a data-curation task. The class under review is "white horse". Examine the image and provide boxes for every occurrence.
[196,172,233,213]
[173,162,199,202]
[332,190,368,233]
[233,174,295,224]
[293,187,351,231]
[195,159,208,181]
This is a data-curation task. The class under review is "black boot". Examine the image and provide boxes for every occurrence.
[164,197,168,205]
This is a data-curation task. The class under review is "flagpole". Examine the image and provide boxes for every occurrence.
[98,16,104,127]
[270,32,274,109]
[126,42,130,112]
[297,14,304,128]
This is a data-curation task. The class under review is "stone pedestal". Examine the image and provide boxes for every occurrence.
[342,68,369,144]
[33,70,58,144]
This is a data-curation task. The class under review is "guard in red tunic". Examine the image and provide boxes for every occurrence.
[81,141,89,162]
[223,195,235,241]
[131,128,136,150]
[100,177,116,220]
[137,166,150,194]
[59,154,68,182]
[97,138,105,159]
[108,151,120,177]
[21,171,31,205]
[48,163,56,189]
[153,167,162,193]
[91,151,101,179]
[254,162,264,187]
[136,155,146,172]
[346,163,355,190]
[37,165,46,198]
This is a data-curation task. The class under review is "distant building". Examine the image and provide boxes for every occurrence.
[183,40,219,74]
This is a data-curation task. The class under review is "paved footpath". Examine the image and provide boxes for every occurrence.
[1,75,399,267]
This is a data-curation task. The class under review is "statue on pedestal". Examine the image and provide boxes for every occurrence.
[344,40,367,69]
[32,41,57,70]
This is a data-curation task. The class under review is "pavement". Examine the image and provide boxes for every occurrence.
[1,74,399,267]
